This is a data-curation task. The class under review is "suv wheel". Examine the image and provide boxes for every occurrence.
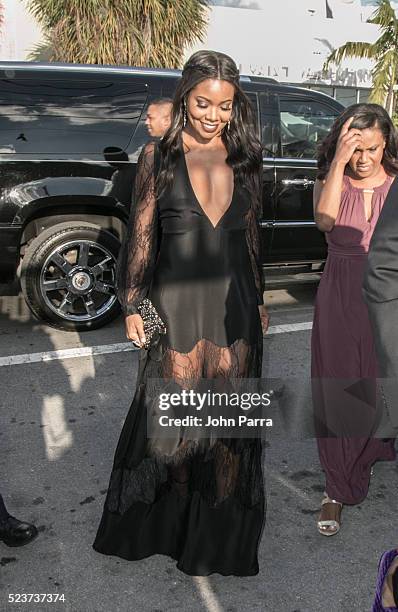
[20,221,121,331]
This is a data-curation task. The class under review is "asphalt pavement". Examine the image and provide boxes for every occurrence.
[0,283,397,612]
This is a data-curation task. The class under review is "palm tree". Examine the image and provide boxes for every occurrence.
[25,0,208,68]
[323,0,398,115]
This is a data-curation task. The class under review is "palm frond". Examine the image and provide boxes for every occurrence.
[323,42,376,71]
[369,48,398,103]
[26,39,54,62]
[322,0,398,111]
[367,0,396,28]
[24,0,209,68]
[373,29,395,54]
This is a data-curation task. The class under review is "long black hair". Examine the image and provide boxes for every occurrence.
[157,50,263,214]
[317,103,398,180]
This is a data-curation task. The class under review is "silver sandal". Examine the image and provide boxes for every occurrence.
[317,492,343,536]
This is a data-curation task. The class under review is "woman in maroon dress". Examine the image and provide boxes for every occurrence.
[312,104,398,536]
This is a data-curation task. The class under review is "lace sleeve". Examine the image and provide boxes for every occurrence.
[116,141,160,316]
[245,172,265,306]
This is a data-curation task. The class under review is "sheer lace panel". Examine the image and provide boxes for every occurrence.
[107,438,265,512]
[116,141,160,316]
[245,199,265,306]
[161,338,252,388]
[104,334,264,512]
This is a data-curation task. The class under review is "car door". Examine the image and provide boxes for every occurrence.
[242,89,274,263]
[258,90,279,261]
[270,94,342,264]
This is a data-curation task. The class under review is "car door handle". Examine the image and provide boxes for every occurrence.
[281,178,315,187]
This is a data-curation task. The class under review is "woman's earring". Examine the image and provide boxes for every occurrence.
[183,100,187,127]
[227,120,231,131]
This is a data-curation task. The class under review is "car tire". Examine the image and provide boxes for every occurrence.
[20,221,122,331]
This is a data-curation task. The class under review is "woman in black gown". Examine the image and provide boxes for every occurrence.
[93,50,269,576]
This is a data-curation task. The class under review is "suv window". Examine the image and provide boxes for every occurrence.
[244,91,260,136]
[279,97,339,159]
[0,77,147,155]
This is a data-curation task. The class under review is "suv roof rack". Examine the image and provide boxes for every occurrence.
[0,62,279,84]
[0,61,182,78]
[241,75,278,84]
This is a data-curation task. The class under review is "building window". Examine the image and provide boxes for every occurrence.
[334,87,357,107]
[309,85,334,98]
[358,89,370,104]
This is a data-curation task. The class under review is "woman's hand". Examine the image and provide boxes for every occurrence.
[258,304,270,335]
[125,314,146,347]
[333,116,362,167]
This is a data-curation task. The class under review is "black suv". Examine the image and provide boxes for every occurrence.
[0,62,344,330]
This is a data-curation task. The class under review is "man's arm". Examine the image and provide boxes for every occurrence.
[363,176,398,431]
[363,176,398,302]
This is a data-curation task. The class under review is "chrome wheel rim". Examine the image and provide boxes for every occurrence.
[39,239,118,322]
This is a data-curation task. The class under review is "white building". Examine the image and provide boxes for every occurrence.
[0,0,395,106]
[185,0,398,106]
[0,0,43,61]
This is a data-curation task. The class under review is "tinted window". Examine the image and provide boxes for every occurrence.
[259,92,278,156]
[245,91,261,138]
[279,97,339,159]
[0,76,147,155]
[129,93,163,162]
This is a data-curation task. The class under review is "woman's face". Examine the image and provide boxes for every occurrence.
[348,125,386,178]
[185,78,235,141]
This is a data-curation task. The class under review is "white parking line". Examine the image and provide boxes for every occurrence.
[0,321,313,367]
[268,321,312,335]
[192,577,224,612]
[268,470,311,502]
[0,342,134,367]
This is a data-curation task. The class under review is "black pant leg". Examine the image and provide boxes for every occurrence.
[0,493,10,521]
[365,299,398,436]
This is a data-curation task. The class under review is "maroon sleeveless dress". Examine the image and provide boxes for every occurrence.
[311,172,396,505]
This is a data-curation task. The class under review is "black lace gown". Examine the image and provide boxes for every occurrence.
[93,139,266,576]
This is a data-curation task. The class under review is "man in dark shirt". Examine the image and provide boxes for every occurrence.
[0,492,38,546]
[363,174,398,436]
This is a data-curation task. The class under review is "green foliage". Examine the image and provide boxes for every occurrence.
[324,0,398,113]
[25,0,209,67]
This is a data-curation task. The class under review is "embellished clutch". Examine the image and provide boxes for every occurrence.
[135,298,167,349]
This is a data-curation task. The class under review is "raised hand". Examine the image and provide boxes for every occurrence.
[334,116,363,166]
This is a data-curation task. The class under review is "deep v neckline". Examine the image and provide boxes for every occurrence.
[180,137,235,230]
[344,173,392,225]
